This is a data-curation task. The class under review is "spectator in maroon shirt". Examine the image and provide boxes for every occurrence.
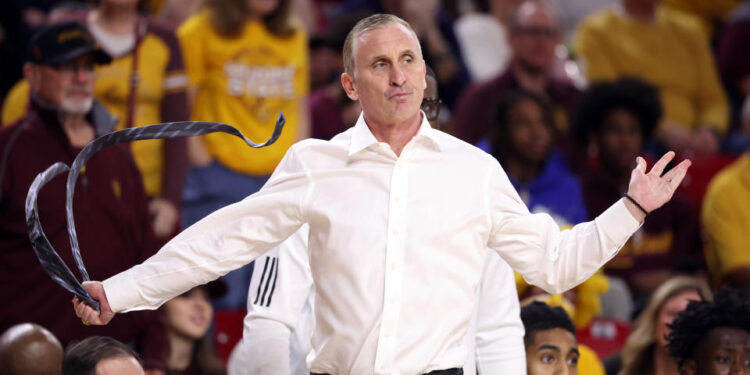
[453,0,579,159]
[573,77,703,304]
[0,22,167,371]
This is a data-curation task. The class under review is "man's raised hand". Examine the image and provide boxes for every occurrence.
[72,281,115,326]
[624,151,691,221]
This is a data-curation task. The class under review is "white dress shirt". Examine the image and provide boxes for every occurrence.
[103,113,640,374]
[227,224,527,375]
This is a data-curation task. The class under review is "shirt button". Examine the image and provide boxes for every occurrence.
[390,263,397,271]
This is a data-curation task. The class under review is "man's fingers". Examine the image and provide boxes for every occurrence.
[634,156,647,174]
[649,151,675,176]
[662,159,692,190]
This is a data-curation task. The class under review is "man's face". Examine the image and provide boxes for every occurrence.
[509,2,560,74]
[688,327,750,375]
[341,23,426,126]
[505,97,552,165]
[596,108,643,173]
[526,328,579,375]
[95,356,145,375]
[27,54,95,114]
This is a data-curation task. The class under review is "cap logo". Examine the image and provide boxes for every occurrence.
[58,29,86,44]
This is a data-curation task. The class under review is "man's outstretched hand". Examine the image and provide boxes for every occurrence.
[625,151,691,221]
[72,281,115,326]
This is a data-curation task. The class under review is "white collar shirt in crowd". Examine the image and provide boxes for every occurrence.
[227,224,527,375]
[103,113,641,374]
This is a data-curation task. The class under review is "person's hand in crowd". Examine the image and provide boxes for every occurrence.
[625,151,691,221]
[72,281,115,325]
[690,127,720,155]
[149,198,179,239]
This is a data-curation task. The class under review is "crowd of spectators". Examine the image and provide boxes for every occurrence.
[1,0,749,374]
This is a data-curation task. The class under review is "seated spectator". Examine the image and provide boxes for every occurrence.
[521,301,606,375]
[454,0,580,163]
[161,282,226,374]
[575,78,703,299]
[607,276,712,375]
[490,90,587,226]
[0,22,166,370]
[717,2,750,152]
[575,0,729,155]
[62,336,145,375]
[701,98,750,288]
[667,288,750,375]
[0,323,63,375]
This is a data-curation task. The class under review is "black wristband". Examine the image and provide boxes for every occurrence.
[623,193,649,216]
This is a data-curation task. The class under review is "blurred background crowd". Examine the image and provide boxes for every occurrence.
[1,0,749,374]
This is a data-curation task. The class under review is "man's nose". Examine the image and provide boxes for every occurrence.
[73,67,91,83]
[390,65,406,86]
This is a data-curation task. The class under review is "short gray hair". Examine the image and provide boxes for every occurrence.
[342,13,420,75]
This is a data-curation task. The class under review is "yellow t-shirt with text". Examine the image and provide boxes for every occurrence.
[177,12,309,176]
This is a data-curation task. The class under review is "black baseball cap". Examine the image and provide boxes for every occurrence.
[27,22,111,65]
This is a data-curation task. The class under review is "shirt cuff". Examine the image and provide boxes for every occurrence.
[103,270,142,313]
[595,198,643,248]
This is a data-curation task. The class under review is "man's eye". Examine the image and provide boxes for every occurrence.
[374,62,387,68]
[716,356,731,364]
[541,354,555,364]
[568,356,579,366]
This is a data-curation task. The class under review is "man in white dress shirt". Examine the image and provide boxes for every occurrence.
[74,13,690,375]
[227,75,527,375]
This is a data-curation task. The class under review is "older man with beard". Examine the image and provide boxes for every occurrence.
[0,22,167,372]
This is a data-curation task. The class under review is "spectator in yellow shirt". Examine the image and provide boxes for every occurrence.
[575,0,729,155]
[702,97,750,288]
[177,0,310,309]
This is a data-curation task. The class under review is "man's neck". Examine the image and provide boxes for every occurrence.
[623,0,657,21]
[504,157,542,184]
[364,112,422,156]
[61,113,94,148]
[166,331,195,371]
[92,3,137,35]
[511,60,549,93]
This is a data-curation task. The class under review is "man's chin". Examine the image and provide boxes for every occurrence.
[60,97,93,115]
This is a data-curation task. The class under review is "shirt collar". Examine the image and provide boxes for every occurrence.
[348,111,442,157]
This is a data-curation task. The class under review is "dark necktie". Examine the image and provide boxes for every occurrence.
[25,115,285,312]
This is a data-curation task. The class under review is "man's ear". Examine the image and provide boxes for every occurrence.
[341,72,358,101]
[679,359,697,375]
[23,63,40,93]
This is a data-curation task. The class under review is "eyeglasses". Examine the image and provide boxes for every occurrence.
[421,97,442,122]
